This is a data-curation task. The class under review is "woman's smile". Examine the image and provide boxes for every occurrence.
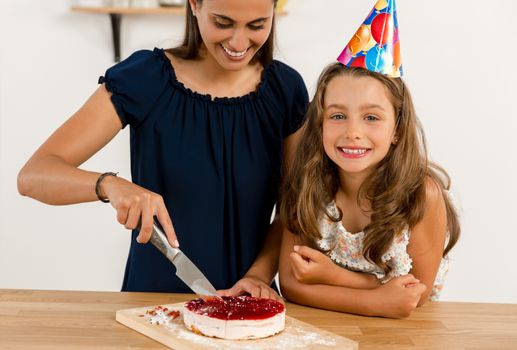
[220,43,250,61]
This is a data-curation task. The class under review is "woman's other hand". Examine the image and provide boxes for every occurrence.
[217,276,283,302]
[100,175,178,247]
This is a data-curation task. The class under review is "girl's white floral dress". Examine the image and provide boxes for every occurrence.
[316,202,449,300]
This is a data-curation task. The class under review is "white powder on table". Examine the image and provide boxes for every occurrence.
[143,306,337,349]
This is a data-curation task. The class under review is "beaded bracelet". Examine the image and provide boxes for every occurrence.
[95,172,118,203]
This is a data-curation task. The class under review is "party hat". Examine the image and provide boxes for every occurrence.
[337,0,402,77]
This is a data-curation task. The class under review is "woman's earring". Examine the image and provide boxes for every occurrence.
[392,136,399,145]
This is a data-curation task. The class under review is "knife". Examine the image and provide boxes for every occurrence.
[149,223,218,297]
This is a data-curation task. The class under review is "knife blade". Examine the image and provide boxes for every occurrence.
[149,223,218,297]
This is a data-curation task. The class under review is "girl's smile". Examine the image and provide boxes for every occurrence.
[337,146,372,159]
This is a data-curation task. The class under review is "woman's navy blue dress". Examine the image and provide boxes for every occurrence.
[99,48,308,292]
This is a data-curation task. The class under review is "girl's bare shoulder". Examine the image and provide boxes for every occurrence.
[423,176,445,210]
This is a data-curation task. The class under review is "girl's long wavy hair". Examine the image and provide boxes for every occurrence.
[280,63,460,275]
[167,0,278,67]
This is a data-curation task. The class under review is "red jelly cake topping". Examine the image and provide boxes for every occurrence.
[185,296,285,320]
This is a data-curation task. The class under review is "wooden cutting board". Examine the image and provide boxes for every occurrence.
[116,302,358,350]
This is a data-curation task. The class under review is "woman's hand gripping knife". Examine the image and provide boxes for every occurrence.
[17,85,179,249]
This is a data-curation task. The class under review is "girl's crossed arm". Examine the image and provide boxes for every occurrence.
[288,244,380,289]
[279,228,426,318]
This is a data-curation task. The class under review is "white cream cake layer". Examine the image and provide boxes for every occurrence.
[183,307,285,340]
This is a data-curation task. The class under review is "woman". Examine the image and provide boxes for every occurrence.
[17,0,308,298]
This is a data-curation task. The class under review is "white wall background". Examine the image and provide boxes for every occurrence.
[1,0,516,303]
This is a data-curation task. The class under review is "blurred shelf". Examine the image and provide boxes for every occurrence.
[71,5,185,15]
[71,4,286,15]
[71,5,286,62]
[72,5,186,62]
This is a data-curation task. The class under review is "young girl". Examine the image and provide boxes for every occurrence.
[17,0,308,298]
[278,62,460,318]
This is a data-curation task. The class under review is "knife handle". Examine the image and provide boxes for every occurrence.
[149,223,181,262]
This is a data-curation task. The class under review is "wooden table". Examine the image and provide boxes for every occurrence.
[1,289,516,349]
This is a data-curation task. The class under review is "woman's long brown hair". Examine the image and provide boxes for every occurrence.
[280,63,460,276]
[167,0,278,67]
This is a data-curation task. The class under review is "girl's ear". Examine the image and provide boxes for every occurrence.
[188,0,198,16]
[392,135,399,145]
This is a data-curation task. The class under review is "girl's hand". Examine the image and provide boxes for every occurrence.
[217,276,283,302]
[100,175,178,247]
[372,274,427,318]
[289,245,338,285]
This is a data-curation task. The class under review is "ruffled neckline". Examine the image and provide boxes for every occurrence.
[318,201,412,277]
[326,201,409,238]
[325,201,365,237]
[153,47,275,105]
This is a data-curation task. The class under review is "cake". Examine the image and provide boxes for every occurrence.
[183,296,285,340]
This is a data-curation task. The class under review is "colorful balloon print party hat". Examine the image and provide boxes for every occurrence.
[337,0,402,77]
